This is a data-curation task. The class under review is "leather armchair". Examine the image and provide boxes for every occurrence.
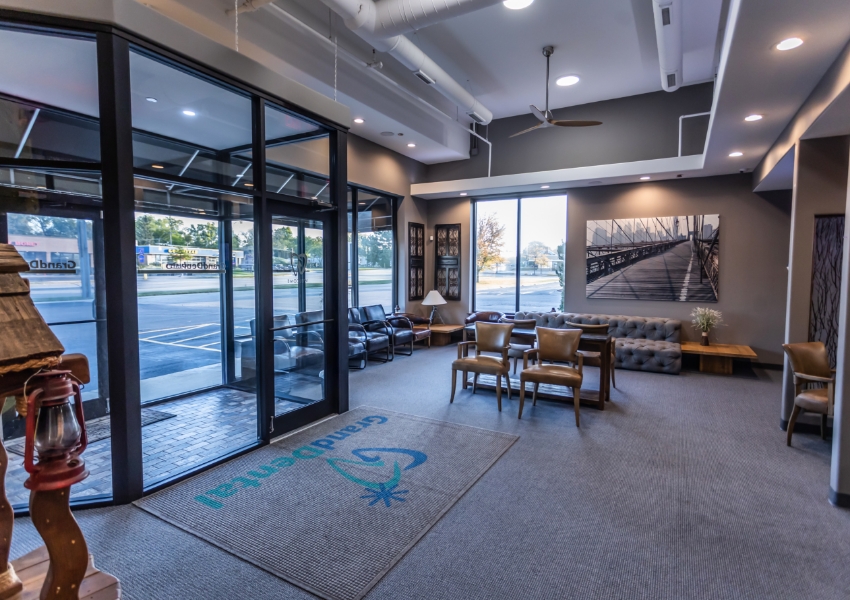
[361,304,416,356]
[450,322,514,411]
[463,311,506,342]
[348,325,367,370]
[348,307,390,362]
[782,341,835,446]
[500,317,538,374]
[394,312,432,348]
[291,311,325,369]
[519,327,584,427]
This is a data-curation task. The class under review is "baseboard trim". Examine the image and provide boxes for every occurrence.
[829,488,850,508]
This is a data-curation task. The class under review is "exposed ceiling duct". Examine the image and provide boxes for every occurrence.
[317,0,495,124]
[652,0,682,92]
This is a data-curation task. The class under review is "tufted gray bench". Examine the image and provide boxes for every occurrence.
[514,312,682,375]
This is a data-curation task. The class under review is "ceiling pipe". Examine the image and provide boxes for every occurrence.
[226,0,276,16]
[346,0,505,38]
[318,0,494,124]
[651,0,682,92]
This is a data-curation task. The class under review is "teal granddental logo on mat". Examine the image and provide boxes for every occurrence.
[194,415,428,510]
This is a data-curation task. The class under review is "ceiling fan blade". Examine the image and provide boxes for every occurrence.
[548,120,603,127]
[530,105,547,123]
[509,123,544,138]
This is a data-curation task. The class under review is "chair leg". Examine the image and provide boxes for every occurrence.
[518,379,526,419]
[532,382,539,406]
[572,387,581,427]
[513,357,518,375]
[462,370,468,389]
[450,369,457,403]
[496,375,502,412]
[821,414,828,440]
[505,375,512,400]
[787,404,803,447]
[473,373,479,394]
[611,347,617,389]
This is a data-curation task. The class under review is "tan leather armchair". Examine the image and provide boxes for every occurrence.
[519,327,584,426]
[450,322,514,411]
[782,341,835,446]
[501,317,538,374]
[566,321,615,389]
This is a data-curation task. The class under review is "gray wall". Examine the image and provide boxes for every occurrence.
[424,82,714,182]
[782,136,850,419]
[566,175,791,365]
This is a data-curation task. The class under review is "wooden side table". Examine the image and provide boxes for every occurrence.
[424,324,465,346]
[681,341,758,374]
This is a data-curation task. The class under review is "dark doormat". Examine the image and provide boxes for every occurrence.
[5,408,176,457]
[134,406,518,600]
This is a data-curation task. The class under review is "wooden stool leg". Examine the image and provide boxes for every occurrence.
[450,369,457,403]
[572,387,581,428]
[496,375,502,412]
[0,440,21,600]
[30,488,89,600]
[787,404,802,446]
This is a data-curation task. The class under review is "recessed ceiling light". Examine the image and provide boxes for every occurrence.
[182,110,196,116]
[776,37,803,51]
[244,183,253,187]
[640,176,651,180]
[745,114,763,122]
[503,0,533,8]
[146,97,158,103]
[460,192,467,196]
[151,164,164,169]
[408,143,416,148]
[541,185,550,189]
[556,75,580,87]
[729,151,743,157]
[353,118,364,124]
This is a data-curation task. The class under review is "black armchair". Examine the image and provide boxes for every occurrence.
[361,305,416,357]
[348,307,391,362]
[348,324,367,370]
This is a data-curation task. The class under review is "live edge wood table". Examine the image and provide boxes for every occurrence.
[681,341,758,375]
[10,545,120,599]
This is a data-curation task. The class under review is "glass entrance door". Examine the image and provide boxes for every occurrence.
[266,203,333,434]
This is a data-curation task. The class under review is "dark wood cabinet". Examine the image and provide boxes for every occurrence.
[435,223,461,301]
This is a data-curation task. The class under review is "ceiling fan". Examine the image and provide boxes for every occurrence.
[510,46,602,138]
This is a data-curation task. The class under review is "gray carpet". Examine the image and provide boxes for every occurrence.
[9,345,850,599]
[134,407,517,600]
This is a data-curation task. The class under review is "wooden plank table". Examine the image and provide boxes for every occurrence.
[10,545,120,599]
[420,324,465,346]
[681,341,757,375]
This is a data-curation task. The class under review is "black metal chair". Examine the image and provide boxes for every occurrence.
[361,305,416,356]
[347,307,391,362]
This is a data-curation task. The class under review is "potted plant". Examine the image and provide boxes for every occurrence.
[691,307,723,346]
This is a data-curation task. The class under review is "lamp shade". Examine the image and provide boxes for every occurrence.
[421,290,447,306]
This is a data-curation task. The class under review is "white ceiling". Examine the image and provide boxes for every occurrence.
[412,0,723,119]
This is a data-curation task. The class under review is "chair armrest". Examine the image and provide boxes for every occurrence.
[794,372,834,384]
[363,319,392,334]
[387,316,413,330]
[457,341,476,359]
[523,348,538,371]
[575,352,584,375]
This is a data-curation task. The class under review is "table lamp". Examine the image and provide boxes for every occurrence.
[421,290,447,324]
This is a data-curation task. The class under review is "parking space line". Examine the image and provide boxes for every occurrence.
[140,338,220,352]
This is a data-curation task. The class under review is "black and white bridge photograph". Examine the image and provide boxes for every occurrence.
[586,214,719,302]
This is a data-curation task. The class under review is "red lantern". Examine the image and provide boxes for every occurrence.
[23,371,89,491]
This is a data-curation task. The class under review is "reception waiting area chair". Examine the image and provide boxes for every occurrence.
[519,327,584,427]
[782,341,835,446]
[450,322,514,411]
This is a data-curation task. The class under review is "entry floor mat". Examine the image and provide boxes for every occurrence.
[134,406,518,600]
[6,408,176,457]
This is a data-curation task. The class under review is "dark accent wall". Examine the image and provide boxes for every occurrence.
[810,215,844,367]
[424,82,714,182]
